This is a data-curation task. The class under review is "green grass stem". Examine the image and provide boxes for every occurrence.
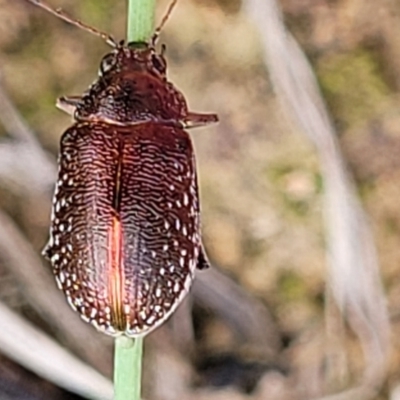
[127,0,156,43]
[114,336,144,400]
[113,1,155,398]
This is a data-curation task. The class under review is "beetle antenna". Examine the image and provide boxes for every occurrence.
[151,0,178,46]
[25,0,117,47]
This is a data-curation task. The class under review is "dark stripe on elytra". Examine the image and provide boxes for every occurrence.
[112,138,124,213]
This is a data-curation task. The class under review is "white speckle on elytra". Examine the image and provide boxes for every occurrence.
[151,250,156,258]
[91,319,100,330]
[55,202,61,213]
[160,267,165,276]
[55,276,62,289]
[104,306,111,314]
[169,265,175,273]
[167,202,173,209]
[182,225,188,236]
[51,254,60,263]
[184,274,193,292]
[147,315,156,325]
[59,271,66,283]
[181,249,187,256]
[183,193,189,206]
[66,295,77,311]
[173,282,180,293]
[163,244,168,251]
[90,308,97,318]
[176,200,182,208]
[81,314,90,323]
[155,287,162,297]
[124,304,130,313]
[74,297,83,307]
[179,257,185,267]
[175,219,181,230]
[139,310,146,320]
[164,221,170,230]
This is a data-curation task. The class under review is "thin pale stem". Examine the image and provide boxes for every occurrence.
[114,336,144,400]
[127,0,156,42]
[113,1,155,398]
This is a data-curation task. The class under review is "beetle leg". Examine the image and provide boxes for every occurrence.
[183,112,218,129]
[56,96,83,115]
[197,245,211,270]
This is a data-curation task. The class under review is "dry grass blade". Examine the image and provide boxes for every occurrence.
[0,140,55,196]
[193,267,281,357]
[0,81,56,195]
[244,0,391,397]
[0,78,41,145]
[169,296,195,354]
[0,300,112,400]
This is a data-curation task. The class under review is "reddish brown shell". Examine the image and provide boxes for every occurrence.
[44,42,217,337]
[45,121,202,335]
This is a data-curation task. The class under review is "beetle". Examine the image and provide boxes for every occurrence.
[26,0,218,337]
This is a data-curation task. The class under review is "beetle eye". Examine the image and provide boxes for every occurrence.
[100,53,116,75]
[151,54,166,74]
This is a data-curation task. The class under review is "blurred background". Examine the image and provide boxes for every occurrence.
[0,0,399,399]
